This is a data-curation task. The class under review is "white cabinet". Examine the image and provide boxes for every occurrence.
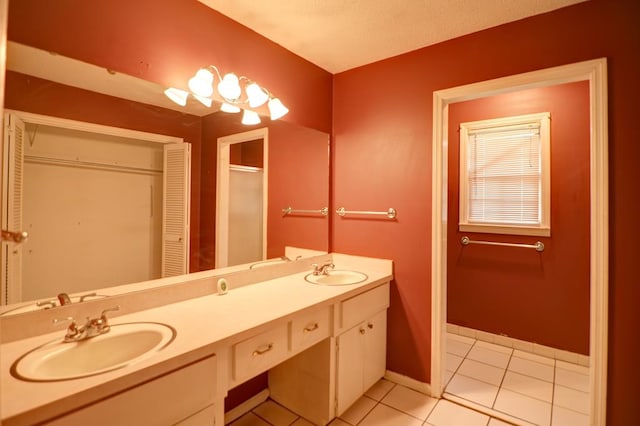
[336,309,387,415]
[269,283,390,424]
[47,355,217,426]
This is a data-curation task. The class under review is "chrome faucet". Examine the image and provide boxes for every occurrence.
[53,306,120,342]
[312,262,335,276]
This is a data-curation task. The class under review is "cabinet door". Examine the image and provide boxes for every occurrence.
[363,310,387,391]
[47,356,216,426]
[336,322,365,415]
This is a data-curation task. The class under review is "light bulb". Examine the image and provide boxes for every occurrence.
[220,103,241,113]
[241,109,261,125]
[188,68,214,97]
[218,73,241,101]
[268,98,289,120]
[246,82,269,108]
[193,94,212,107]
[164,87,189,106]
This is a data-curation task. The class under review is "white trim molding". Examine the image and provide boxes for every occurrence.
[4,110,184,144]
[384,370,431,396]
[431,58,608,426]
[215,127,269,268]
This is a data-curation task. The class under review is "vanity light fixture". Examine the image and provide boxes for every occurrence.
[165,65,289,124]
[220,103,241,113]
[241,109,261,125]
[163,87,189,107]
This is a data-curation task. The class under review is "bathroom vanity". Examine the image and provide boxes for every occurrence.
[0,253,392,425]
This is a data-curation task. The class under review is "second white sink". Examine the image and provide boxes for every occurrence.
[12,322,175,382]
[305,270,368,286]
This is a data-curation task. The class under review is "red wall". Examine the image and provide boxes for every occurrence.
[333,1,639,423]
[266,121,330,257]
[230,140,263,168]
[447,82,590,355]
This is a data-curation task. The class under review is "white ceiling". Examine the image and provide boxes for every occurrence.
[198,0,587,73]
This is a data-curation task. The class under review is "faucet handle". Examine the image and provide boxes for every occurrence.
[53,316,80,341]
[100,305,120,322]
[79,292,97,302]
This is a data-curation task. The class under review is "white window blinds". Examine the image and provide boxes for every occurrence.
[459,113,550,236]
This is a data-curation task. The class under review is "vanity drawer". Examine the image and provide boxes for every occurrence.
[234,323,289,381]
[290,305,331,353]
[340,283,390,332]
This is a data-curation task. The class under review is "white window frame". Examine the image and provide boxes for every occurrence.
[459,112,551,236]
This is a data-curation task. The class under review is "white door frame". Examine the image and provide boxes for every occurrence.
[430,58,608,425]
[215,127,268,268]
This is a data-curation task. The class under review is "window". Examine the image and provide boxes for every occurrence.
[459,112,550,236]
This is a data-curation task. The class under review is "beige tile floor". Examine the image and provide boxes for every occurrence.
[229,378,515,426]
[444,334,590,426]
[228,334,590,426]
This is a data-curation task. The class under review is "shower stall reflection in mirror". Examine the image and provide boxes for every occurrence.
[431,58,608,425]
[215,128,268,268]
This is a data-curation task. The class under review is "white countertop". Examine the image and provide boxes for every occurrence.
[1,253,392,425]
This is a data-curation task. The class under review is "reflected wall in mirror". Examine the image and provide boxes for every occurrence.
[1,42,329,310]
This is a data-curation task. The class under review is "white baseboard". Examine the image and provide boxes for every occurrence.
[224,388,270,425]
[384,370,432,396]
[447,323,590,367]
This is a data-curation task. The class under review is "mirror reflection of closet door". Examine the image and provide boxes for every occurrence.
[1,112,25,305]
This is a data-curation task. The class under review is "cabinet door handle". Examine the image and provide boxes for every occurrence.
[359,328,366,335]
[367,322,374,329]
[252,343,274,356]
[303,322,319,333]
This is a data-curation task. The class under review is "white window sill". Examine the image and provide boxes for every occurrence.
[459,223,551,237]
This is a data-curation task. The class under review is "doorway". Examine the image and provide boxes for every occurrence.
[215,128,268,268]
[430,59,608,425]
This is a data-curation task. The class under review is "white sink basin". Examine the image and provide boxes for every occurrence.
[305,270,368,286]
[12,322,175,381]
[249,258,289,269]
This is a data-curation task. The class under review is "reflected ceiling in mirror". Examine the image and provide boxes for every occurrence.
[7,42,213,117]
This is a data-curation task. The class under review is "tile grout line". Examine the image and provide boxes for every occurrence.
[448,337,552,425]
[491,346,513,410]
[548,357,557,426]
[340,394,377,426]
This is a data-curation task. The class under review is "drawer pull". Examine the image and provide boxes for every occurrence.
[359,328,366,335]
[252,343,274,356]
[368,322,374,329]
[303,323,319,333]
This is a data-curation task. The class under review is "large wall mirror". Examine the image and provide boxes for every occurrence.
[1,14,330,314]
